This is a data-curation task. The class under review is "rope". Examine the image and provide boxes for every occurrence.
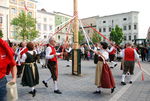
[79,20,94,46]
[79,20,91,49]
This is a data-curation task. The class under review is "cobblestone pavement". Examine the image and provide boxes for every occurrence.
[7,59,150,101]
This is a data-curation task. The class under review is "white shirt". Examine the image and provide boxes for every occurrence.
[21,51,35,63]
[45,46,60,59]
[98,49,109,60]
[120,48,139,60]
[65,47,72,53]
[107,46,115,53]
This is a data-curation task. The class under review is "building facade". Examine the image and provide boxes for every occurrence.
[0,0,9,40]
[96,11,139,44]
[9,0,37,40]
[80,16,98,39]
[36,9,55,42]
[54,12,73,44]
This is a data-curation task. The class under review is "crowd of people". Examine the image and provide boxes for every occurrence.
[1,37,149,100]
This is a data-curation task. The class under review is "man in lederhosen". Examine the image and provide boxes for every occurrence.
[120,42,139,85]
[42,38,62,94]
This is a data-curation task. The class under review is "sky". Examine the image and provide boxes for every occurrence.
[37,0,150,38]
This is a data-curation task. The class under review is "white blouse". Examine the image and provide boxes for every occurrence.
[20,51,35,63]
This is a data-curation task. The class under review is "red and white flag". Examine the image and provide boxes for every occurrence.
[24,1,28,11]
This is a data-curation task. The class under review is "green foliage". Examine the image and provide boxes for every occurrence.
[0,29,3,38]
[110,25,123,45]
[11,11,38,41]
[92,31,101,43]
[78,31,84,44]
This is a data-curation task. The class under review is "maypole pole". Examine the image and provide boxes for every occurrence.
[72,0,81,75]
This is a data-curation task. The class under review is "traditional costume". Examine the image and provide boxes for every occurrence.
[21,50,39,97]
[107,45,117,68]
[94,42,115,94]
[42,39,62,94]
[120,43,139,85]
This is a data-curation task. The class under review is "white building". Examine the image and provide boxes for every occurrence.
[0,0,9,40]
[36,9,55,42]
[96,11,139,44]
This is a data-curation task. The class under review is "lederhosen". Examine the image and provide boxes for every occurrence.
[123,48,135,75]
[47,46,58,81]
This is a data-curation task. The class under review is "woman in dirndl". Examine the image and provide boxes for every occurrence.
[93,42,115,94]
[21,42,39,97]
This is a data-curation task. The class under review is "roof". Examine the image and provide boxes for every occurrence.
[98,11,139,18]
[37,9,55,15]
[81,15,99,20]
[53,11,73,17]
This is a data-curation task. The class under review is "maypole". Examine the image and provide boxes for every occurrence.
[72,0,81,75]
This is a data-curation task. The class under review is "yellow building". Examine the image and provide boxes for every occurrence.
[9,0,37,40]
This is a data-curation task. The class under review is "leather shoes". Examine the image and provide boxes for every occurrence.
[29,89,36,97]
[111,87,115,93]
[54,90,62,94]
[121,82,126,85]
[42,81,48,87]
[129,81,132,84]
[93,90,101,94]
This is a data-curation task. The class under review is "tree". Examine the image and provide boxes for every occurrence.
[11,11,38,41]
[0,29,3,38]
[110,25,123,45]
[78,31,84,44]
[92,31,101,43]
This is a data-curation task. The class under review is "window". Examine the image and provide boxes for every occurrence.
[99,28,101,32]
[123,18,127,21]
[124,36,126,40]
[58,35,60,40]
[44,18,47,22]
[109,27,111,32]
[103,28,106,32]
[0,17,2,23]
[134,35,136,40]
[49,25,52,30]
[129,36,131,40]
[57,27,59,30]
[19,1,24,6]
[37,24,41,30]
[11,8,17,14]
[123,26,127,30]
[11,0,16,3]
[44,24,47,31]
[134,24,137,30]
[103,21,106,23]
[28,3,33,8]
[129,25,131,30]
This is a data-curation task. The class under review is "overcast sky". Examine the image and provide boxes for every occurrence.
[37,0,150,38]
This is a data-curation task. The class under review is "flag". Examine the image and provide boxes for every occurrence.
[24,1,28,11]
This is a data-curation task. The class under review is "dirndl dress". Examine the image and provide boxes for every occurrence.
[21,52,39,87]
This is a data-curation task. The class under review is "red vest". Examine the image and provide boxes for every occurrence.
[49,45,57,62]
[109,47,116,55]
[20,48,28,57]
[124,48,135,61]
